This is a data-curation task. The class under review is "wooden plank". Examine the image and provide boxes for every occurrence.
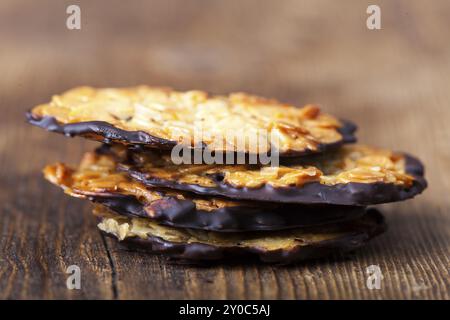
[0,0,449,299]
[0,130,115,299]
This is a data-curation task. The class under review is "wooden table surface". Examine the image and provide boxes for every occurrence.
[1,0,449,299]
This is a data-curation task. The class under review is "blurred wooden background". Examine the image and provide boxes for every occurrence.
[0,0,449,299]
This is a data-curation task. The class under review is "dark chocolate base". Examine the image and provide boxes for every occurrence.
[104,208,386,265]
[89,193,366,232]
[26,112,357,158]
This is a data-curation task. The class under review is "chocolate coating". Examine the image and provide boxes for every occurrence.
[92,193,366,232]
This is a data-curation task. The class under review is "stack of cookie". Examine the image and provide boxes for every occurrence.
[27,87,427,264]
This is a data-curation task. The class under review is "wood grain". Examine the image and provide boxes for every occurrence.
[0,0,449,299]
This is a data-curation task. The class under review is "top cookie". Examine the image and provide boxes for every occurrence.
[27,86,356,157]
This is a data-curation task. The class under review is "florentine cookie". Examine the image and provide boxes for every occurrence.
[27,86,356,157]
[110,144,427,205]
[44,151,365,232]
[95,205,386,264]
